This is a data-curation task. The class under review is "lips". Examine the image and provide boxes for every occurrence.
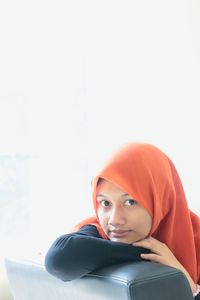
[109,230,130,238]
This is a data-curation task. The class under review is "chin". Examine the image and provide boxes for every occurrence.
[110,237,132,244]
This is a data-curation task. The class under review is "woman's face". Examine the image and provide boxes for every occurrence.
[96,179,152,244]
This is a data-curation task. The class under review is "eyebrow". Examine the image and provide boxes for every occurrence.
[96,193,129,198]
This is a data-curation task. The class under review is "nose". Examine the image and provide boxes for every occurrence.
[108,206,126,227]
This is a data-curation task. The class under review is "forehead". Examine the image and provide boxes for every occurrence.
[97,179,127,195]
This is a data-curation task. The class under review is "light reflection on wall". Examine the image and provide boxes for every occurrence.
[0,154,30,253]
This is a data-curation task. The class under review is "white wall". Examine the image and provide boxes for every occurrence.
[0,0,200,259]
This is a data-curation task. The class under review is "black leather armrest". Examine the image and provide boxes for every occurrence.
[5,257,194,300]
[90,261,194,300]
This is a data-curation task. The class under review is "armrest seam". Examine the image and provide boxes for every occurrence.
[128,272,186,286]
[86,269,183,285]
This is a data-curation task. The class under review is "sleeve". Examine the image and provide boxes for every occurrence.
[195,292,200,299]
[44,225,150,281]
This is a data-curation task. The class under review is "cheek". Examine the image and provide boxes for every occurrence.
[97,209,108,228]
[128,210,152,234]
[136,214,152,234]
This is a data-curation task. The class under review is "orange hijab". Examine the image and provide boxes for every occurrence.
[73,143,200,283]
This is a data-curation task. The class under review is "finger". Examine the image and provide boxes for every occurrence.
[133,237,165,255]
[133,237,157,249]
[141,253,164,264]
[133,236,158,246]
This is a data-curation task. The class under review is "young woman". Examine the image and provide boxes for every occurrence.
[45,142,200,298]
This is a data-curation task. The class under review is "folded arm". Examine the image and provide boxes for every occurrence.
[45,225,149,281]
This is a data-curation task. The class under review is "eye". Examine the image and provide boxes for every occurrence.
[99,200,111,207]
[125,199,137,206]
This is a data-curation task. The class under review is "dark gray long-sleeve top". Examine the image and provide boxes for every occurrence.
[44,225,150,281]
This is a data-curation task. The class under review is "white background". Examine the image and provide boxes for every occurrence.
[0,0,200,257]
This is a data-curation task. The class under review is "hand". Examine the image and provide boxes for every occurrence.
[133,237,196,293]
[133,237,181,269]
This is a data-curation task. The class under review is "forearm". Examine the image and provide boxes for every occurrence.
[45,225,149,281]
